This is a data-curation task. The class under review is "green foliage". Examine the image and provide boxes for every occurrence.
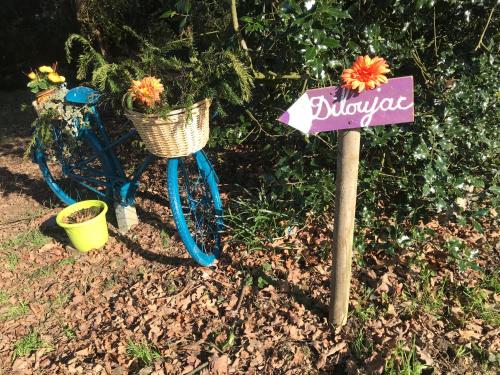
[63,325,76,339]
[1,229,50,250]
[351,328,373,360]
[444,238,480,271]
[460,284,500,326]
[27,78,51,94]
[65,34,131,97]
[1,0,77,89]
[1,301,29,321]
[126,339,161,365]
[65,1,498,264]
[24,88,90,159]
[226,0,499,256]
[385,340,428,375]
[5,252,20,270]
[65,29,254,114]
[0,290,8,304]
[12,331,46,361]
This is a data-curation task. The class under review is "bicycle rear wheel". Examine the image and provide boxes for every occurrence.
[167,151,223,266]
[34,127,115,205]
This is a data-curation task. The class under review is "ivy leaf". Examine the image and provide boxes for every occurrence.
[470,218,484,234]
[257,276,268,289]
[323,38,340,48]
[262,263,272,272]
[160,10,177,19]
[321,7,350,19]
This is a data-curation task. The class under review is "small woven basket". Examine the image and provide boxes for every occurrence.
[125,98,211,158]
[32,88,59,116]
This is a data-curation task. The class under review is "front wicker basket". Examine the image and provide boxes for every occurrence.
[125,98,211,158]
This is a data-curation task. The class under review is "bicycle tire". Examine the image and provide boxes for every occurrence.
[167,151,223,266]
[34,127,115,206]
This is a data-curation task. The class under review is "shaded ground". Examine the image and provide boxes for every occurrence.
[0,91,498,374]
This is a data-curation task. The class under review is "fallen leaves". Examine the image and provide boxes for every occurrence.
[0,155,498,374]
[210,354,229,374]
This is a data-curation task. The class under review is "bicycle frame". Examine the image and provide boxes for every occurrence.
[34,86,224,265]
[69,105,158,206]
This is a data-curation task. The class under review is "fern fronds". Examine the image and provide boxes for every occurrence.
[220,81,243,106]
[225,51,254,102]
[65,34,105,66]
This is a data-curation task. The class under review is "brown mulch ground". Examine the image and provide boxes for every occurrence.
[0,91,498,374]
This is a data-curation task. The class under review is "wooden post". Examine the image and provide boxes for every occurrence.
[277,75,414,326]
[329,129,361,326]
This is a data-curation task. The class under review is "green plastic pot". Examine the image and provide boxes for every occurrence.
[56,200,109,252]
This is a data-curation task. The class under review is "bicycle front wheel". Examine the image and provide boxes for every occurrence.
[167,151,223,266]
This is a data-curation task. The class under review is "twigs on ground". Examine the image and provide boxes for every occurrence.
[185,361,209,375]
[234,283,248,316]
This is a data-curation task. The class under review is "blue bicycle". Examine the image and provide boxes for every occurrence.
[32,86,223,266]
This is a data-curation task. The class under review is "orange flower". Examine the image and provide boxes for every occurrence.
[341,56,390,93]
[130,76,164,107]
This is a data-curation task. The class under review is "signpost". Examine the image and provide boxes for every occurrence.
[278,76,414,325]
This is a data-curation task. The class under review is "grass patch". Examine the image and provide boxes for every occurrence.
[469,343,500,370]
[1,301,29,321]
[126,339,161,365]
[5,252,19,270]
[12,331,45,361]
[53,292,71,309]
[354,304,377,322]
[30,257,75,280]
[63,325,76,339]
[226,192,297,251]
[351,328,373,360]
[402,263,445,316]
[0,290,9,304]
[104,274,117,289]
[58,257,76,267]
[460,286,500,326]
[385,340,429,374]
[481,270,499,293]
[160,229,170,247]
[1,229,50,250]
[31,265,54,279]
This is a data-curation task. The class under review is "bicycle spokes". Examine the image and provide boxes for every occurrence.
[179,156,220,254]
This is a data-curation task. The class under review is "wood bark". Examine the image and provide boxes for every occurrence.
[329,129,361,326]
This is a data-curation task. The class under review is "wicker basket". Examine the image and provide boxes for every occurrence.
[32,88,59,116]
[125,98,211,158]
[36,88,58,105]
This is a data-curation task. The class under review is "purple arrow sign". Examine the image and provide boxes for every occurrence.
[278,76,414,134]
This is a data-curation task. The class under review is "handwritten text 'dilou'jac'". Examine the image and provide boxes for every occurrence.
[278,76,414,134]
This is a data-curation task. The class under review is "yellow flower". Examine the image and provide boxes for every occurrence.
[39,66,54,73]
[58,75,66,83]
[28,72,37,80]
[48,72,62,83]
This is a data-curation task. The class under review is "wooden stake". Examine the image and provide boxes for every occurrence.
[330,129,361,326]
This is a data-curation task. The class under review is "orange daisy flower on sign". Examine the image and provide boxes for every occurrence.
[130,76,164,107]
[341,56,390,93]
